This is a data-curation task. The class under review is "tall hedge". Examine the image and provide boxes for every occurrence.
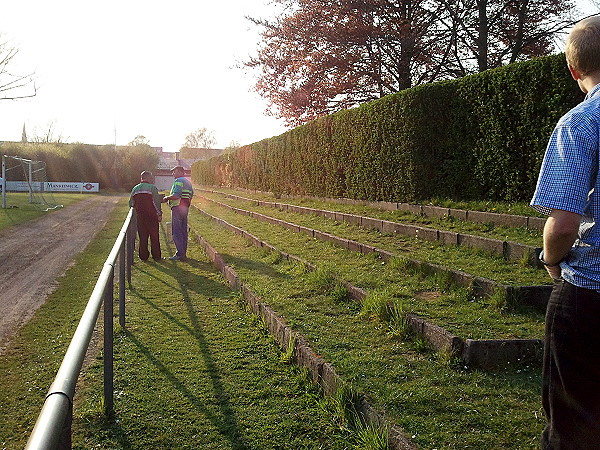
[193,54,583,202]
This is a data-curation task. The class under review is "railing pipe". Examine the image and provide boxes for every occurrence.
[119,238,126,328]
[25,208,134,449]
[104,267,114,415]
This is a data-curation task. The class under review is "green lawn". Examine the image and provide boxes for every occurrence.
[0,197,361,449]
[186,208,545,449]
[195,194,550,287]
[0,192,92,231]
[0,193,549,449]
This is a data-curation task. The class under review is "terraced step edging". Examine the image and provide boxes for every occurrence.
[192,206,365,302]
[198,195,552,313]
[200,189,542,268]
[405,314,542,369]
[193,206,544,370]
[190,228,417,450]
[206,186,547,231]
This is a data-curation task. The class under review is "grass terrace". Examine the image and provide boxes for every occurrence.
[200,187,544,246]
[187,206,545,449]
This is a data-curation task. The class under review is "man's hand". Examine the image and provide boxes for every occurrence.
[545,264,562,280]
[543,209,581,280]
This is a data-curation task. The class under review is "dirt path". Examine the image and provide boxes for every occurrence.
[0,195,121,354]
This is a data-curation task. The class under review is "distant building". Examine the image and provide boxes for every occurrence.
[153,147,223,191]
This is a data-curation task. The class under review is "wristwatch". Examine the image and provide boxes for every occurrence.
[539,251,563,267]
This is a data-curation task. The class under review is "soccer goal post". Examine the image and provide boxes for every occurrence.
[1,154,63,210]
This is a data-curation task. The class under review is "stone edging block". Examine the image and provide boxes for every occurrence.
[462,339,543,370]
[466,210,528,228]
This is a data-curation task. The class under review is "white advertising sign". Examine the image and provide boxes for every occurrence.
[4,181,99,193]
[45,182,99,192]
[6,181,43,191]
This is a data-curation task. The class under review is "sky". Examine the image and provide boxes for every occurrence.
[0,0,598,153]
[0,0,287,152]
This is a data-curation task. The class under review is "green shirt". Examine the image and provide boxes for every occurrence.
[129,182,162,216]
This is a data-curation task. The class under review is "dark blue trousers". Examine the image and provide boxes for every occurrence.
[542,279,600,449]
[171,204,189,258]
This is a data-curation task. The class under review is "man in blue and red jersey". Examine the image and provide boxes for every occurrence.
[129,171,162,261]
[162,165,194,261]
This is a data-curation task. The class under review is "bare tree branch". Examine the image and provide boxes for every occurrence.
[0,36,36,101]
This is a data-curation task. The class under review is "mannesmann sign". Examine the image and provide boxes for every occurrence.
[46,182,99,192]
[3,181,99,192]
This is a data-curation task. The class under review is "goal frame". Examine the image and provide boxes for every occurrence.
[2,154,56,209]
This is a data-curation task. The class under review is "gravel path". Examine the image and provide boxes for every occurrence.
[0,195,120,354]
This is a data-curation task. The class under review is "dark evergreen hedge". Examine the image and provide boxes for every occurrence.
[193,54,583,202]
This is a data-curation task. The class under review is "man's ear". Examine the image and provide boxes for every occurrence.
[568,64,582,80]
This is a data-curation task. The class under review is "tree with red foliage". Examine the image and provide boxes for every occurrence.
[247,0,441,126]
[247,0,581,126]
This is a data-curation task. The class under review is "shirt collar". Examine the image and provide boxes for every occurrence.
[586,83,600,100]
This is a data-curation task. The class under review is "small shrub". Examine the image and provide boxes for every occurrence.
[280,335,296,364]
[412,335,432,353]
[489,288,508,312]
[330,283,350,303]
[291,260,311,275]
[432,270,455,292]
[436,346,461,368]
[322,383,362,429]
[307,267,338,292]
[361,289,393,322]
[354,420,389,450]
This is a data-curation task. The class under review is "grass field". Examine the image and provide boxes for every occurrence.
[0,192,92,231]
[187,204,545,449]
[0,198,369,449]
[0,192,550,449]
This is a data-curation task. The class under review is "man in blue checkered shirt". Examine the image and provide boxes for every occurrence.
[531,16,600,449]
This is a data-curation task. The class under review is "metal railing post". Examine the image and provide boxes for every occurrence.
[119,238,126,328]
[126,212,136,285]
[26,208,133,449]
[103,269,114,416]
[57,400,72,450]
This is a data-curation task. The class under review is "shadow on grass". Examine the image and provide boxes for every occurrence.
[220,253,291,281]
[121,259,250,449]
[123,328,250,449]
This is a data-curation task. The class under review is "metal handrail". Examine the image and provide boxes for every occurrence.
[25,208,136,449]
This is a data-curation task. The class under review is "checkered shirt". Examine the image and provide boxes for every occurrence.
[531,83,600,290]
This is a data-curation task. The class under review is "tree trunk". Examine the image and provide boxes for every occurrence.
[477,0,488,71]
[398,0,414,90]
[510,0,528,63]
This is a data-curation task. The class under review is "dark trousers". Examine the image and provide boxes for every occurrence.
[542,279,600,449]
[136,213,161,261]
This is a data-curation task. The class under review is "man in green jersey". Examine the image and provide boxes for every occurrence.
[162,166,194,261]
[129,171,162,261]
